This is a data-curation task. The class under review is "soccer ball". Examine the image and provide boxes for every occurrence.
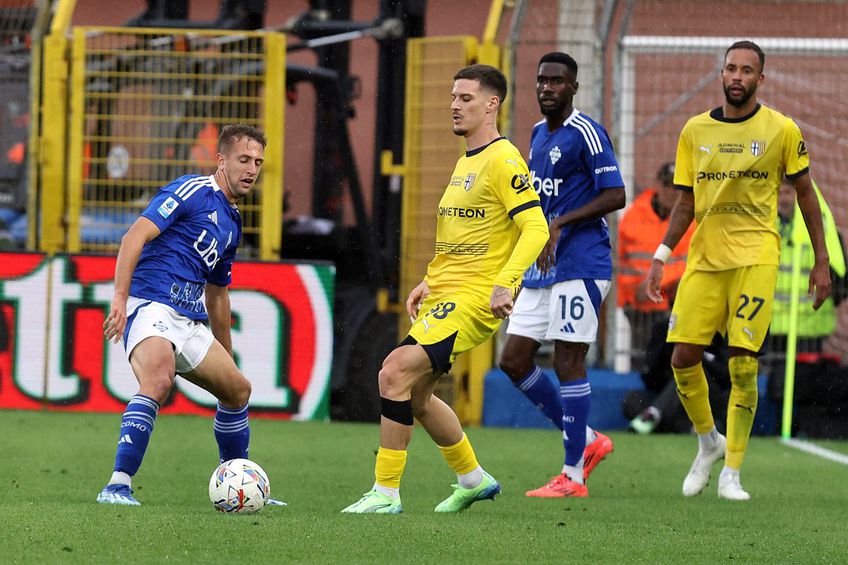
[208,458,271,514]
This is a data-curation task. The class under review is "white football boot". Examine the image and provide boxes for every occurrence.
[682,433,727,496]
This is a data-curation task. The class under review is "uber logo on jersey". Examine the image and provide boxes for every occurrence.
[193,229,221,269]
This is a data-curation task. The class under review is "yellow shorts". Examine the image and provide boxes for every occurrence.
[668,265,777,351]
[407,290,502,372]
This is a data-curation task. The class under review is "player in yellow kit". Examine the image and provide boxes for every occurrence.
[342,64,549,514]
[646,41,831,500]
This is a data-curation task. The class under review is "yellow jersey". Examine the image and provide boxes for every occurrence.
[674,103,809,271]
[424,137,546,296]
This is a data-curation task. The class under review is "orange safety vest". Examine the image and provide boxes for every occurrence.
[617,188,693,312]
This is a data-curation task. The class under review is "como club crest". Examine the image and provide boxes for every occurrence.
[750,139,766,157]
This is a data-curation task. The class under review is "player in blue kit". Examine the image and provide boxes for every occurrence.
[96,124,267,505]
[499,52,626,497]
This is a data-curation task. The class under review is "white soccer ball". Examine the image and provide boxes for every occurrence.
[209,458,271,514]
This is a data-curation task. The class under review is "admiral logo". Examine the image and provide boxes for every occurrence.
[449,175,463,187]
[750,140,766,157]
[438,206,485,219]
[464,173,477,191]
[549,146,561,165]
[511,173,531,194]
[797,140,807,157]
[696,169,769,182]
[718,143,744,154]
[530,171,562,196]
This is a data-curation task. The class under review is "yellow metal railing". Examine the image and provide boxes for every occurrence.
[41,23,285,259]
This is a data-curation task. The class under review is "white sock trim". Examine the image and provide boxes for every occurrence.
[109,471,132,487]
[372,483,400,499]
[458,466,484,489]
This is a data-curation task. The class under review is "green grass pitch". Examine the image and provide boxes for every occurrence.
[3,410,847,563]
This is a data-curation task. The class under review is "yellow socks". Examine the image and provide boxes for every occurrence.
[673,363,715,434]
[726,356,758,469]
[438,433,479,475]
[375,447,407,489]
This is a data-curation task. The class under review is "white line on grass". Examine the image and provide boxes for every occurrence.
[781,438,848,466]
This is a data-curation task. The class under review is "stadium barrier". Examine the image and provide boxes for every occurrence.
[482,368,777,435]
[0,252,334,420]
[37,23,285,259]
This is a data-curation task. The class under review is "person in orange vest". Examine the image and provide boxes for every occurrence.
[617,162,693,360]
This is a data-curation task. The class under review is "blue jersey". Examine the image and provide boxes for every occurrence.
[129,174,242,320]
[522,109,624,287]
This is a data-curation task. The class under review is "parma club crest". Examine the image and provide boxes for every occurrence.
[463,173,477,191]
[750,139,766,157]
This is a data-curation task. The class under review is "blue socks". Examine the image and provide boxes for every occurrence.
[516,365,563,430]
[214,403,250,462]
[561,378,591,468]
[113,394,160,476]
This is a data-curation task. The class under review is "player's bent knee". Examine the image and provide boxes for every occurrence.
[138,373,175,404]
[378,364,411,399]
[221,374,251,407]
[671,344,702,369]
[378,348,422,398]
[498,351,534,383]
[498,356,522,382]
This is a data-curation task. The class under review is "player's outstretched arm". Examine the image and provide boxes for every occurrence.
[793,173,832,309]
[206,283,234,357]
[104,217,160,343]
[406,280,430,322]
[645,189,694,304]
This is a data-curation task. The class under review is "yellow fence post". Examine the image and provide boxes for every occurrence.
[38,0,78,253]
[260,32,286,261]
[66,26,86,253]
